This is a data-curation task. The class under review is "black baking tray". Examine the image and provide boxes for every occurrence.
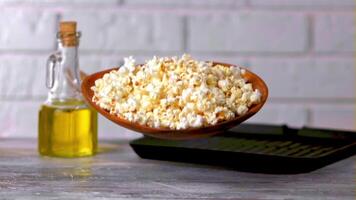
[130,124,356,174]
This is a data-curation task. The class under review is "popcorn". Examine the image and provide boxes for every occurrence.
[122,56,136,72]
[250,89,261,103]
[91,54,261,130]
[237,105,248,115]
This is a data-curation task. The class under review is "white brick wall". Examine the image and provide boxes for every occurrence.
[0,55,47,98]
[61,11,184,52]
[0,0,354,139]
[249,0,355,7]
[249,58,355,99]
[314,14,354,53]
[125,0,246,7]
[0,0,120,5]
[0,9,56,50]
[309,105,354,130]
[246,103,309,128]
[188,12,308,53]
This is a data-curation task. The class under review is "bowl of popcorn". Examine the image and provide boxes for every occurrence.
[82,54,268,140]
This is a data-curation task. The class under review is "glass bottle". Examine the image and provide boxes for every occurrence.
[38,21,98,157]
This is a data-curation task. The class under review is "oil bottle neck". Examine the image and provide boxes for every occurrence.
[46,37,82,102]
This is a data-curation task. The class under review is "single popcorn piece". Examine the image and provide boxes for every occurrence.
[91,54,261,130]
[122,56,136,72]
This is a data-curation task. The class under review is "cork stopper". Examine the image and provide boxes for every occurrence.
[60,21,77,33]
[58,21,79,47]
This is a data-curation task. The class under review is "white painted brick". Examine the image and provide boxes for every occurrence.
[0,100,141,139]
[80,55,124,74]
[247,102,355,131]
[309,104,355,131]
[61,11,184,51]
[192,54,249,68]
[314,14,354,53]
[249,0,355,7]
[188,12,308,53]
[62,0,118,3]
[0,100,43,138]
[0,9,56,50]
[0,0,119,5]
[249,58,355,99]
[0,55,47,98]
[125,0,246,7]
[246,102,308,127]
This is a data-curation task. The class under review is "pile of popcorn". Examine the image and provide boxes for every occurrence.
[91,54,261,130]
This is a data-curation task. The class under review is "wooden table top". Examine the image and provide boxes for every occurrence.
[0,138,354,199]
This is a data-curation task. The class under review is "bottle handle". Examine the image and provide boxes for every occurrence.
[46,53,61,89]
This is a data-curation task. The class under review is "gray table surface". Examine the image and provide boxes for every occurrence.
[0,138,354,200]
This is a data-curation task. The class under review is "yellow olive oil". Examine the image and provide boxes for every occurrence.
[38,100,97,157]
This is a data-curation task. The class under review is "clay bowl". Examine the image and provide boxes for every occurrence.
[81,62,268,140]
